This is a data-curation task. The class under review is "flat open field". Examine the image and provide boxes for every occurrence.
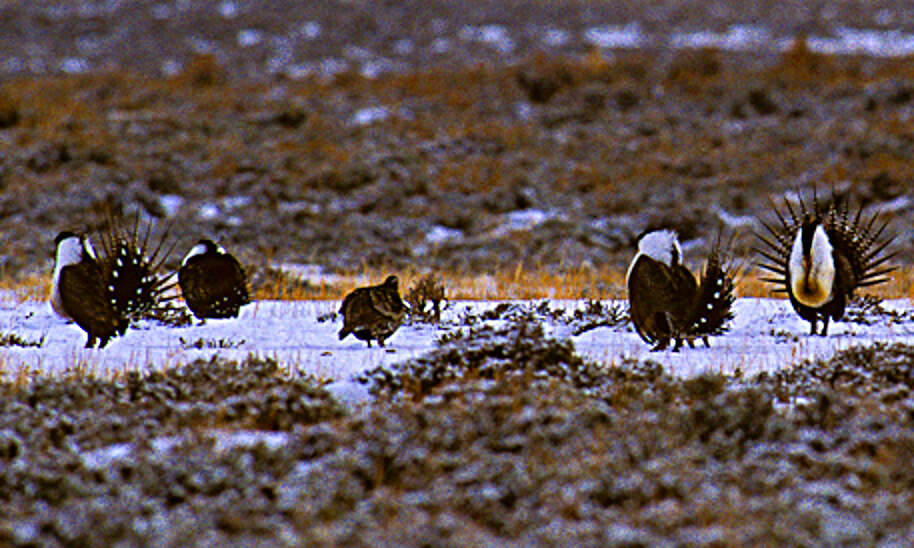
[2,1,914,545]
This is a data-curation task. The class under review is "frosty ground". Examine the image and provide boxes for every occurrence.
[4,291,914,545]
[3,293,914,397]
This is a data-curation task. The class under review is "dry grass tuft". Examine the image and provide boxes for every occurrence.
[7,264,913,304]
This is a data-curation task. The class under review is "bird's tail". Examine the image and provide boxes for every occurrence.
[686,232,737,337]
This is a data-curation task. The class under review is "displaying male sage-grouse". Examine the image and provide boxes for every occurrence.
[51,231,127,348]
[96,214,181,324]
[756,191,897,335]
[338,275,408,347]
[178,239,250,321]
[627,230,736,351]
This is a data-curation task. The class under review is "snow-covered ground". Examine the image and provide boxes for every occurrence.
[2,293,913,402]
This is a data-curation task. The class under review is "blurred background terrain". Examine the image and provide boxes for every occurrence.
[1,0,912,293]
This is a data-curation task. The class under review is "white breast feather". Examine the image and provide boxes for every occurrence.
[50,236,85,319]
[638,230,680,266]
[626,230,681,286]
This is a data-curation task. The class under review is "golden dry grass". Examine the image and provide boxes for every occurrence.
[255,264,914,301]
[4,265,912,303]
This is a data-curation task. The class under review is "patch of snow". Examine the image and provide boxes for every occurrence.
[160,59,182,77]
[273,263,345,285]
[360,58,395,79]
[393,39,414,55]
[158,195,184,217]
[217,1,238,18]
[237,29,263,48]
[211,430,289,452]
[283,64,313,80]
[81,431,292,472]
[712,207,757,229]
[875,196,910,214]
[198,203,220,220]
[669,25,771,51]
[222,195,251,210]
[324,379,371,406]
[584,24,642,49]
[542,28,571,47]
[76,36,104,55]
[806,27,914,57]
[278,201,320,215]
[81,443,132,470]
[515,102,534,121]
[431,38,452,54]
[187,37,217,55]
[505,209,552,230]
[319,58,348,77]
[3,294,914,408]
[1,57,23,74]
[351,106,390,126]
[60,58,90,74]
[300,21,322,40]
[426,225,464,244]
[458,25,515,53]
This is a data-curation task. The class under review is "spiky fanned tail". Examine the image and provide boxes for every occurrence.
[755,189,897,296]
[97,212,185,325]
[821,194,898,289]
[686,237,736,337]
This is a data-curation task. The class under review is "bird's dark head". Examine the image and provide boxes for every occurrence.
[54,230,78,246]
[800,215,820,256]
[198,239,220,253]
[183,239,222,266]
[383,275,399,290]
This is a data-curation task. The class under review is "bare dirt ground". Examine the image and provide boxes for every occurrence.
[2,1,914,545]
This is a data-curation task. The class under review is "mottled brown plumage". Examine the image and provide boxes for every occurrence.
[338,275,408,347]
[179,239,250,320]
[627,230,735,351]
[52,231,126,348]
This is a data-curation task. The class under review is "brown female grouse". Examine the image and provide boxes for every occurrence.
[339,275,408,347]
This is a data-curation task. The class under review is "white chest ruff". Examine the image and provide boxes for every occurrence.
[789,225,835,308]
[50,237,85,320]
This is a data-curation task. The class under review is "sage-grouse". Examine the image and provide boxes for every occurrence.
[178,239,250,321]
[338,275,408,347]
[96,214,180,324]
[756,191,896,335]
[627,230,736,351]
[51,231,127,348]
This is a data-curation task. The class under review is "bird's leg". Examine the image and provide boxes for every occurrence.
[651,338,669,352]
[809,320,818,336]
[672,338,682,352]
[85,335,95,349]
[821,316,830,336]
[366,339,372,348]
[378,338,386,348]
[687,338,695,349]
